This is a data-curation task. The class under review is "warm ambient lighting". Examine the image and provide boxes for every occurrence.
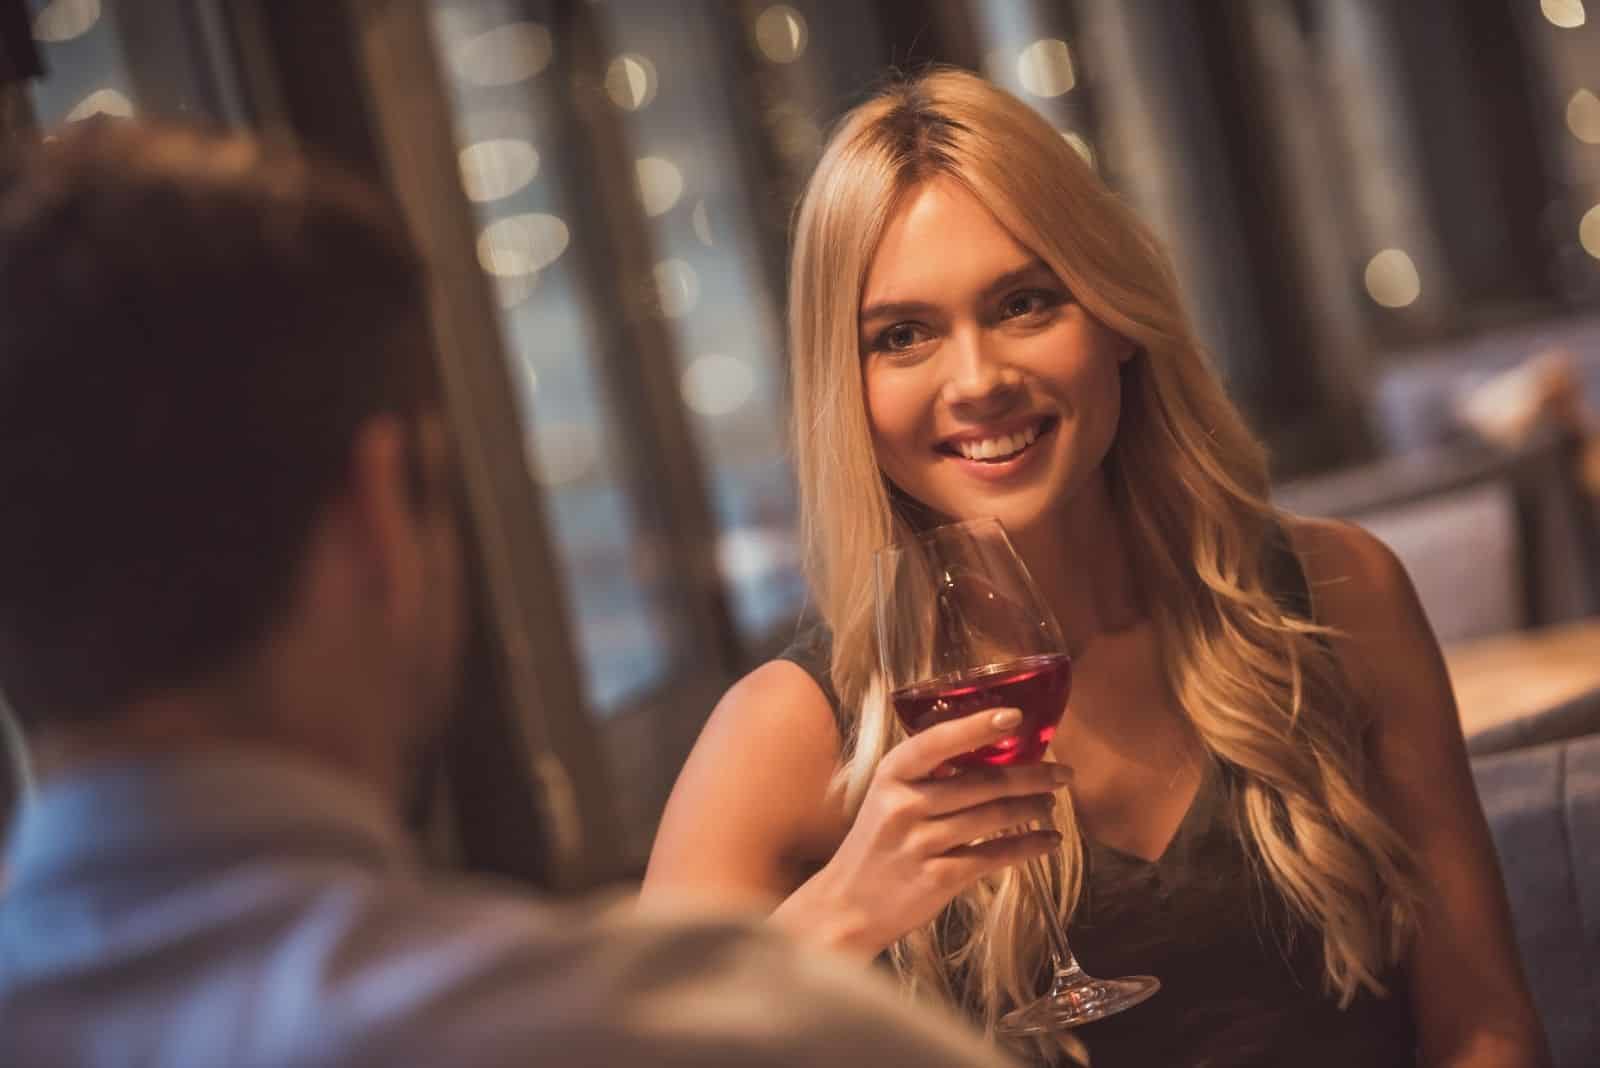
[682,353,756,416]
[635,156,685,217]
[31,0,99,43]
[1017,39,1076,98]
[458,139,539,202]
[754,5,808,63]
[605,54,658,111]
[1364,249,1422,308]
[453,22,553,87]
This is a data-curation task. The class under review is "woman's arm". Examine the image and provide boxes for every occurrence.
[642,661,854,927]
[643,660,1070,959]
[1293,518,1551,1067]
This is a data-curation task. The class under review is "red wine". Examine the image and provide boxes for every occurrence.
[891,654,1072,767]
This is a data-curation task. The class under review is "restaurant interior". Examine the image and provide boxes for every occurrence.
[1,1,1597,1062]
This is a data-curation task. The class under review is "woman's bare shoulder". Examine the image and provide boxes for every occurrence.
[699,657,847,779]
[726,656,842,728]
[1281,514,1439,703]
[1282,515,1418,623]
[641,659,850,902]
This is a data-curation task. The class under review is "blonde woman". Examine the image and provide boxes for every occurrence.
[643,70,1546,1067]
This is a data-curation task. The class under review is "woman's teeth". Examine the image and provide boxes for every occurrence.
[953,422,1042,462]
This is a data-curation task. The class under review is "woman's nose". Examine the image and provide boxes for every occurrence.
[940,328,1021,413]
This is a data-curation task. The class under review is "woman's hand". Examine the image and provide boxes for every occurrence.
[773,705,1071,958]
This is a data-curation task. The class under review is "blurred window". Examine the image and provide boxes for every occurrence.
[594,2,803,639]
[432,4,684,712]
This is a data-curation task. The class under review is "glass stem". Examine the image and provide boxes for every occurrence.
[1022,848,1084,981]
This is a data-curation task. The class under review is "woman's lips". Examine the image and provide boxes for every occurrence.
[937,416,1058,481]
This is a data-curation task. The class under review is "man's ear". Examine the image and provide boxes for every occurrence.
[410,413,456,520]
[343,413,428,635]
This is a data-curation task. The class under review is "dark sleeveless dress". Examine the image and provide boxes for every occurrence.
[777,535,1418,1067]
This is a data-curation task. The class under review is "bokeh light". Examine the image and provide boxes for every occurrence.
[453,22,553,87]
[31,0,100,43]
[477,213,570,277]
[682,353,755,416]
[1017,39,1076,98]
[1580,204,1600,260]
[654,259,701,319]
[635,156,685,217]
[755,5,808,64]
[605,53,659,111]
[458,139,540,202]
[1566,90,1600,144]
[1364,249,1422,308]
[1541,0,1586,28]
[65,88,133,122]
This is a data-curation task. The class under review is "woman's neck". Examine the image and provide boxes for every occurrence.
[1012,473,1141,653]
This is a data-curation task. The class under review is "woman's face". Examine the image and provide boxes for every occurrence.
[860,177,1131,538]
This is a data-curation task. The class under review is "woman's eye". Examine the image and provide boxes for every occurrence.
[1001,289,1060,320]
[875,323,925,352]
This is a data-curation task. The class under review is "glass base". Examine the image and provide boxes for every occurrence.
[997,971,1161,1034]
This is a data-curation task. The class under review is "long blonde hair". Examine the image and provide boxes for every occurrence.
[789,69,1418,1050]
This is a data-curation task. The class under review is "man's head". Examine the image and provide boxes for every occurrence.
[0,120,464,785]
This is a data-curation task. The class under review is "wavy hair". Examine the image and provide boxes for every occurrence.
[787,69,1418,1056]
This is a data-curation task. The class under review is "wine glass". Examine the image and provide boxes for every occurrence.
[874,516,1160,1034]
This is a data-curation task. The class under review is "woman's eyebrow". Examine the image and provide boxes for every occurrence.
[859,298,938,323]
[858,259,1053,324]
[977,259,1054,299]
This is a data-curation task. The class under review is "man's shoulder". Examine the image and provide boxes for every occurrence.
[318,879,1009,1067]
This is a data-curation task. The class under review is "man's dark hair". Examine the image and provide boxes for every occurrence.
[0,119,440,728]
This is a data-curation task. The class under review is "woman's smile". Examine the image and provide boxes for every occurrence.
[935,414,1060,482]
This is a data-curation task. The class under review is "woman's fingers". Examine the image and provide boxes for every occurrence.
[879,706,1026,781]
[819,718,1075,950]
[918,793,1057,855]
[930,828,1063,890]
[913,761,1073,816]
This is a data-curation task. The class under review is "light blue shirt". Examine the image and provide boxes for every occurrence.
[0,751,1009,1067]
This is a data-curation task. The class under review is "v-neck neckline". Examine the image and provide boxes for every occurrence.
[1082,758,1217,868]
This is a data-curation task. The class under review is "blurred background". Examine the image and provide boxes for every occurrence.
[4,0,1600,945]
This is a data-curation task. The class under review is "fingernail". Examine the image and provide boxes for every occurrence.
[991,708,1022,729]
